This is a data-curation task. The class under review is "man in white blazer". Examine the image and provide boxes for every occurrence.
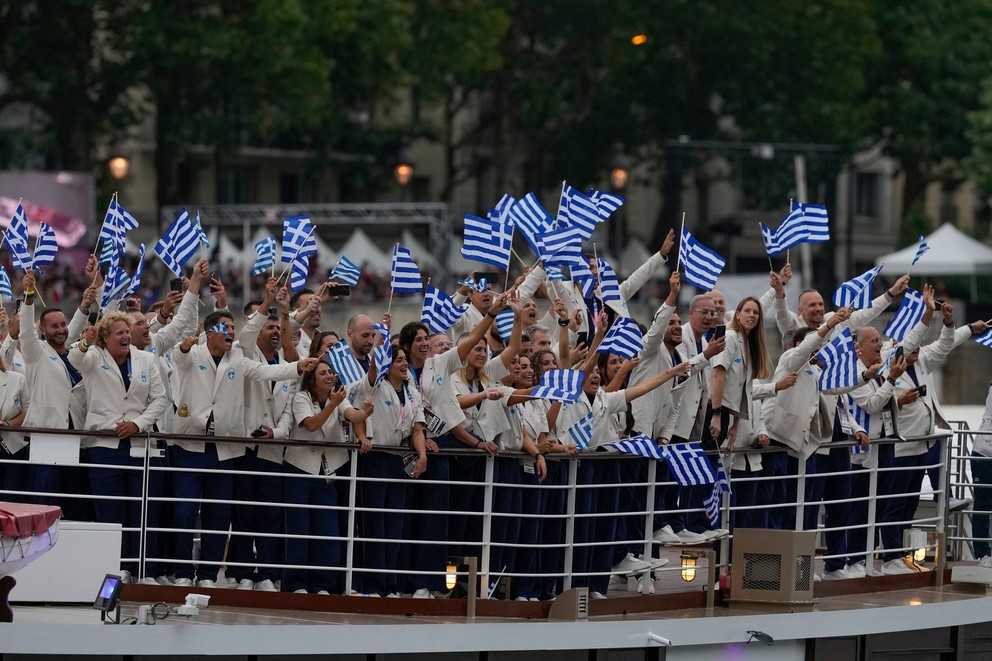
[169,309,318,588]
[70,312,168,582]
[15,271,94,519]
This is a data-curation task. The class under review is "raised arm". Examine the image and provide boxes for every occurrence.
[455,291,504,362]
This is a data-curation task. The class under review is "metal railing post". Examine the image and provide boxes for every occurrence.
[344,449,359,594]
[642,460,658,560]
[480,454,495,593]
[562,458,579,591]
[865,450,879,577]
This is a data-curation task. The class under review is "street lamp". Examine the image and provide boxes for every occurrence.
[608,144,631,191]
[394,147,414,186]
[107,144,130,180]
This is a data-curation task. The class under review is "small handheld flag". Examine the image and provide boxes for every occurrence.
[153,209,199,277]
[494,309,515,342]
[816,327,859,390]
[678,227,725,291]
[32,223,58,269]
[760,201,830,257]
[529,369,583,403]
[251,236,276,276]
[661,443,716,485]
[912,235,930,267]
[566,412,594,451]
[326,341,365,386]
[833,264,884,309]
[509,193,554,255]
[602,433,664,459]
[373,342,392,385]
[390,245,423,293]
[280,216,315,264]
[704,455,731,526]
[596,316,644,360]
[330,255,362,287]
[0,266,12,299]
[883,288,925,342]
[206,321,229,335]
[120,244,147,300]
[420,284,468,334]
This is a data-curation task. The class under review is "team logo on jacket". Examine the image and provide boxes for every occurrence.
[281,383,289,393]
[140,372,148,384]
[227,368,236,380]
[198,364,207,372]
[49,355,58,362]
[435,375,443,385]
[100,364,110,371]
[384,400,393,407]
[805,369,814,375]
[734,358,742,364]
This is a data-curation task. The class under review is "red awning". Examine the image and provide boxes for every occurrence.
[0,502,62,538]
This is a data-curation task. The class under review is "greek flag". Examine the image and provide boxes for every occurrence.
[588,189,625,217]
[567,412,594,451]
[32,223,58,269]
[556,183,601,241]
[461,206,514,271]
[530,368,583,403]
[373,342,392,385]
[816,327,859,390]
[98,197,138,264]
[975,328,992,348]
[251,236,276,276]
[912,235,930,266]
[330,255,362,286]
[420,284,468,334]
[602,433,664,459]
[153,209,199,277]
[661,443,716,486]
[678,227,725,291]
[193,210,210,250]
[459,276,488,292]
[6,203,31,272]
[596,258,623,310]
[704,455,731,526]
[546,265,567,281]
[509,193,554,255]
[847,395,870,455]
[101,254,131,308]
[832,264,883,309]
[289,254,312,292]
[120,244,146,300]
[0,266,11,299]
[390,245,423,293]
[280,215,315,264]
[206,321,229,335]
[760,201,831,256]
[326,341,365,386]
[883,288,925,342]
[540,227,585,270]
[495,309,515,342]
[597,316,643,360]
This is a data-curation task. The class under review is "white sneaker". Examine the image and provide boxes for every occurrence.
[120,570,134,584]
[155,575,174,586]
[822,568,853,581]
[880,558,916,575]
[813,573,821,582]
[529,597,539,602]
[608,575,630,592]
[294,588,308,594]
[644,555,670,570]
[386,592,401,598]
[412,588,434,599]
[845,561,866,577]
[636,574,655,594]
[652,525,682,545]
[699,528,729,541]
[255,579,277,592]
[676,529,708,544]
[589,591,607,600]
[197,579,217,588]
[515,596,529,601]
[612,552,652,574]
[223,576,238,589]
[979,555,992,568]
[138,577,159,586]
[317,590,330,595]
[173,578,193,587]
[237,579,255,591]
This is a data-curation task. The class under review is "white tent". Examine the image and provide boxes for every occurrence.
[401,229,439,272]
[618,236,655,278]
[448,241,479,278]
[338,228,389,274]
[875,223,992,300]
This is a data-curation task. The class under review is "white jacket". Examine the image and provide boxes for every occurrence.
[0,369,30,453]
[287,391,351,475]
[20,302,88,432]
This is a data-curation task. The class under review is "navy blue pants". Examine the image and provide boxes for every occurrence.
[653,460,686,533]
[764,447,816,531]
[805,446,852,571]
[406,434,451,593]
[612,457,647,565]
[229,448,284,583]
[170,444,234,581]
[0,443,29,502]
[540,458,568,598]
[358,451,406,596]
[879,452,925,562]
[513,461,545,599]
[490,456,521,586]
[730,461,770,531]
[283,463,342,594]
[572,458,619,594]
[972,451,992,558]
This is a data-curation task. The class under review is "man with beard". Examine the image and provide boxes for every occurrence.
[289,288,322,355]
[452,276,495,338]
[771,275,911,337]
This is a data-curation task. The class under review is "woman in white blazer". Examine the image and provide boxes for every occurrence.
[0,347,29,502]
[70,312,169,580]
[286,360,369,595]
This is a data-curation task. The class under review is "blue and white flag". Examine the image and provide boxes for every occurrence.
[975,328,992,349]
[661,443,716,486]
[280,215,315,264]
[289,255,311,292]
[330,255,362,286]
[326,341,365,386]
[6,203,31,271]
[461,200,515,271]
[602,433,664,459]
[390,245,423,293]
[154,209,199,277]
[883,288,925,342]
[816,327,859,390]
[567,412,594,451]
[32,223,58,269]
[588,189,625,217]
[545,265,567,281]
[912,235,930,266]
[596,258,623,311]
[459,275,488,292]
[120,244,147,300]
[704,455,731,526]
[0,266,12,299]
[251,235,276,276]
[596,316,643,360]
[206,321,229,335]
[373,341,392,385]
[678,226,725,291]
[494,308,515,342]
[556,183,601,241]
[509,193,554,255]
[98,197,138,264]
[101,255,131,308]
[193,210,210,250]
[832,264,884,309]
[420,284,468,334]
[847,395,870,456]
[570,258,597,297]
[529,368,583,403]
[760,201,830,257]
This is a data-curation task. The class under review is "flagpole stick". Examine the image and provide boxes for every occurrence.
[91,192,117,259]
[0,197,25,255]
[275,225,317,285]
[675,212,685,273]
[386,288,394,317]
[512,248,529,269]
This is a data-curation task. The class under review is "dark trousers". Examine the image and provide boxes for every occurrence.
[357,451,406,596]
[806,446,852,572]
[490,456,521,585]
[972,452,992,558]
[283,463,342,594]
[406,433,451,593]
[612,458,647,565]
[879,452,926,562]
[572,458,619,594]
[765,448,816,531]
[449,453,485,560]
[730,461,769,531]
[229,448,284,583]
[0,443,30,502]
[170,444,234,581]
[653,460,685,533]
[513,461,545,599]
[540,458,568,598]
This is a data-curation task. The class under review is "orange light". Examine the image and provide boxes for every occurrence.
[631,34,648,46]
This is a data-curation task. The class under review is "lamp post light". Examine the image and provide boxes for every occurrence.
[394,147,415,187]
[608,144,631,254]
[107,144,130,181]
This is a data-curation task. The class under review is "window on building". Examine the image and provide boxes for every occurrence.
[280,173,302,204]
[854,172,879,218]
[217,166,258,204]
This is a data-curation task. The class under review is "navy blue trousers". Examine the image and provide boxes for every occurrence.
[170,444,234,581]
[283,463,342,594]
[229,448,284,583]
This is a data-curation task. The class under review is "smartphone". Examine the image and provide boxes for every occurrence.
[473,272,498,286]
[934,301,944,311]
[88,312,99,326]
[268,306,279,318]
[14,297,23,313]
[249,427,267,438]
[169,277,183,293]
[917,384,928,397]
[713,324,727,339]
[210,271,221,285]
[576,331,589,347]
[894,346,904,361]
[326,284,351,296]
